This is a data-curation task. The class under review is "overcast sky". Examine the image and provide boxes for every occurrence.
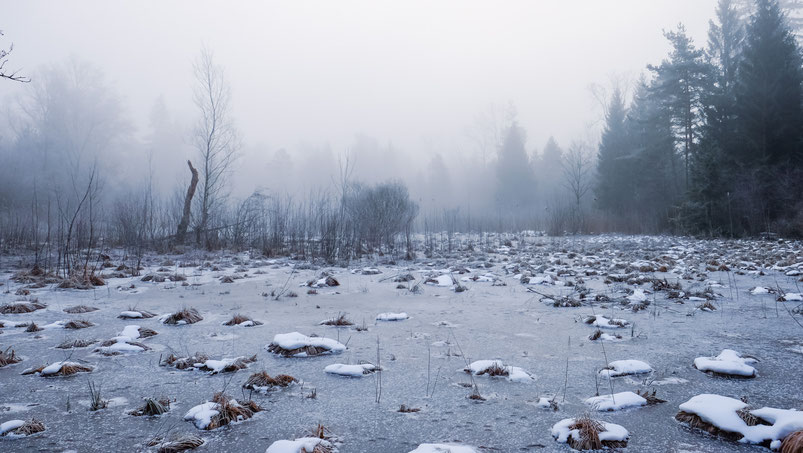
[1,0,718,156]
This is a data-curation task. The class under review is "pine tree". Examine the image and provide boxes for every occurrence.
[648,24,711,191]
[495,121,536,211]
[733,0,803,231]
[686,0,745,234]
[595,87,632,214]
[627,79,679,228]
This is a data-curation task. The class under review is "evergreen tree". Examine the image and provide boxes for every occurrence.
[495,121,536,211]
[594,87,632,214]
[627,79,680,229]
[535,136,564,200]
[648,24,711,190]
[733,0,803,231]
[686,0,745,234]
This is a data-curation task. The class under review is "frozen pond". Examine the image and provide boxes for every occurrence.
[1,234,802,452]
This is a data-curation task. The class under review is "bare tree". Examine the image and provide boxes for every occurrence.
[191,46,240,248]
[561,142,593,233]
[176,160,199,244]
[0,31,29,82]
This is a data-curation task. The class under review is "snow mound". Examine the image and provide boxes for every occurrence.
[551,417,629,446]
[0,419,25,437]
[184,402,219,430]
[267,332,346,357]
[678,394,803,447]
[585,391,647,411]
[588,315,629,329]
[693,349,757,377]
[266,437,334,453]
[627,289,648,303]
[408,444,478,453]
[426,274,455,287]
[599,360,652,377]
[463,360,534,383]
[324,363,379,377]
[376,312,409,321]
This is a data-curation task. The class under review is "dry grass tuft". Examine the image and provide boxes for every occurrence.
[589,329,602,341]
[563,414,629,450]
[635,389,666,405]
[198,355,257,374]
[320,313,353,326]
[205,393,263,430]
[0,301,47,314]
[676,411,744,441]
[268,343,330,357]
[567,414,605,450]
[138,327,158,338]
[223,314,263,326]
[398,404,421,413]
[736,407,770,427]
[161,353,208,370]
[243,371,297,390]
[1,418,45,437]
[56,339,97,349]
[697,301,717,311]
[25,322,42,332]
[119,308,157,319]
[477,363,509,377]
[64,319,95,329]
[64,305,99,314]
[781,430,803,453]
[0,347,22,367]
[129,397,171,416]
[54,362,93,376]
[20,365,45,375]
[22,362,92,377]
[150,433,205,453]
[163,308,203,325]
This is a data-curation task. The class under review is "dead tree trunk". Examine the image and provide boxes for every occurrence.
[176,160,199,244]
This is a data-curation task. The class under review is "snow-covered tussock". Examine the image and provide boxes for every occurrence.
[376,312,409,321]
[463,360,534,383]
[693,349,758,378]
[267,332,346,357]
[599,360,652,377]
[677,394,803,448]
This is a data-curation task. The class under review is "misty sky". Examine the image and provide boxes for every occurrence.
[1,0,718,158]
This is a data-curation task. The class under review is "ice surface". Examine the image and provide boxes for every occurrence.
[408,444,478,453]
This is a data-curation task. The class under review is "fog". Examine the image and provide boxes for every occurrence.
[2,1,715,197]
[3,0,801,250]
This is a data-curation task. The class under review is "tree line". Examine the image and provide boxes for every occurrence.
[595,0,803,237]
